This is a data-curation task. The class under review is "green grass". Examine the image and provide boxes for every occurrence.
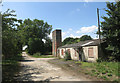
[30,55,55,58]
[27,52,55,58]
[75,61,119,81]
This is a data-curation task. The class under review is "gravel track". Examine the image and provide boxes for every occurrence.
[14,52,91,81]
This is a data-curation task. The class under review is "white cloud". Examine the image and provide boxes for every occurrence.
[69,34,84,38]
[62,31,69,37]
[62,32,66,37]
[84,0,94,2]
[76,25,98,34]
[76,31,80,34]
[62,26,97,41]
[51,25,98,41]
[70,34,74,38]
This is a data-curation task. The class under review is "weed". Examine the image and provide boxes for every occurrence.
[107,73,112,76]
[64,50,71,61]
[94,72,99,75]
[91,69,96,73]
[84,72,89,75]
[102,71,106,74]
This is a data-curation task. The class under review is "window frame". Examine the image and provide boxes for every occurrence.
[88,47,94,58]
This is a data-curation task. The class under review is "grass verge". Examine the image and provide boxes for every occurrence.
[75,61,119,82]
[27,52,55,58]
[31,55,55,58]
[48,59,119,82]
[2,54,23,81]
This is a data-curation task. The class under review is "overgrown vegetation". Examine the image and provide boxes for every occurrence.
[2,54,23,81]
[75,61,119,81]
[100,1,120,61]
[2,9,23,59]
[63,50,71,61]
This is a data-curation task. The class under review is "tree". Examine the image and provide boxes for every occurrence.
[44,38,52,54]
[62,35,92,45]
[62,37,75,45]
[101,2,120,61]
[2,9,22,59]
[19,19,52,55]
[28,38,44,55]
[79,35,92,41]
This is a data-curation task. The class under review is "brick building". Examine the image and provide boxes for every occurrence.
[52,30,62,56]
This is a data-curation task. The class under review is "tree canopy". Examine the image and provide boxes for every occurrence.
[101,1,120,61]
[79,35,92,41]
[18,18,52,55]
[62,35,92,45]
[2,9,22,59]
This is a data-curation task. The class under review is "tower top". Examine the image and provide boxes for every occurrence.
[52,29,61,33]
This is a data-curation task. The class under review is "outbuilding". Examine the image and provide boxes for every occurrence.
[57,39,103,62]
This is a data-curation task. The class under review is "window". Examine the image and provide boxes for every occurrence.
[88,48,94,58]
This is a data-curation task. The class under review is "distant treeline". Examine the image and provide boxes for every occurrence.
[62,35,92,45]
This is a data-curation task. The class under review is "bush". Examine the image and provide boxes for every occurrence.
[102,71,106,74]
[33,52,41,56]
[64,50,71,61]
[107,73,112,76]
[97,58,103,62]
[94,72,99,75]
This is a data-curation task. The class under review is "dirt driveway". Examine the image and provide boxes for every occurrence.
[15,52,91,81]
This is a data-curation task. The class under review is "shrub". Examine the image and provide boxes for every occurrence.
[33,52,41,56]
[97,58,103,62]
[102,71,106,74]
[108,56,116,62]
[108,70,113,73]
[94,72,99,75]
[100,76,108,80]
[64,50,71,61]
[107,73,112,76]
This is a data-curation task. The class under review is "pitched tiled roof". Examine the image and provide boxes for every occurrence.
[58,39,104,48]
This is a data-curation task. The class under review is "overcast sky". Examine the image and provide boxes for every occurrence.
[2,1,115,41]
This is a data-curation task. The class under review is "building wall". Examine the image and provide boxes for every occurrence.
[59,48,66,58]
[70,48,79,60]
[83,46,98,62]
[58,48,79,60]
[58,46,98,62]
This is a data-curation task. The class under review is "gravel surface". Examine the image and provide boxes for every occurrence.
[14,52,91,81]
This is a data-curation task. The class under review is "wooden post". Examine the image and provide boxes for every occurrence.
[97,8,101,44]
